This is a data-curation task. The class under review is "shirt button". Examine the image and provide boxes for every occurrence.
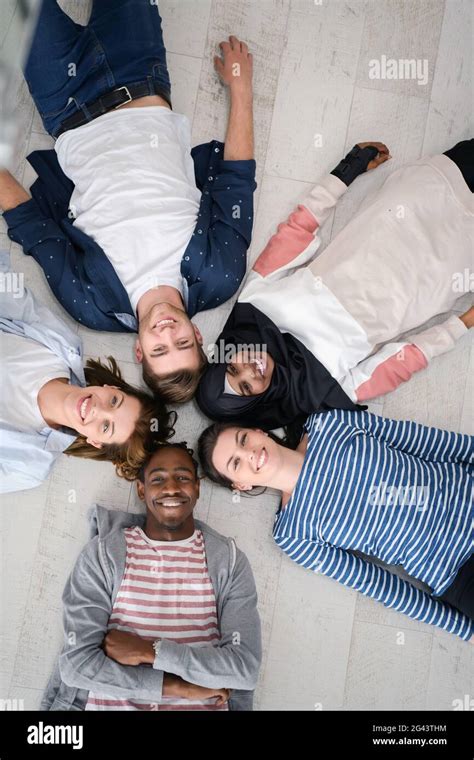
[184,256,190,261]
[208,176,213,181]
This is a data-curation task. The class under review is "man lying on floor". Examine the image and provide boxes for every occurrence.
[41,443,262,711]
[1,0,256,402]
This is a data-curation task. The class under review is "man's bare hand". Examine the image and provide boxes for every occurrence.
[357,141,391,170]
[181,681,231,706]
[214,35,253,95]
[103,629,154,666]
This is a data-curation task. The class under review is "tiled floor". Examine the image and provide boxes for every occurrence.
[0,0,472,711]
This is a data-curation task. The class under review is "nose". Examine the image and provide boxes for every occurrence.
[162,479,181,495]
[242,364,257,381]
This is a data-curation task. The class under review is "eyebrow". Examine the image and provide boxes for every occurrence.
[151,341,195,357]
[147,466,194,475]
[226,430,240,472]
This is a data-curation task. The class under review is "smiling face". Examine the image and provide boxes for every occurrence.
[225,350,275,396]
[135,302,204,376]
[137,447,200,532]
[211,426,283,490]
[64,384,142,448]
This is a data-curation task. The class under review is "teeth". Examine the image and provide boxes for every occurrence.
[257,449,265,470]
[80,398,89,421]
[155,319,174,327]
[255,358,265,377]
[161,499,182,507]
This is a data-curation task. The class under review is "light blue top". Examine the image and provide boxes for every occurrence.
[0,266,85,494]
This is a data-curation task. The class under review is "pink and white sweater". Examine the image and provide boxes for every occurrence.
[239,154,473,402]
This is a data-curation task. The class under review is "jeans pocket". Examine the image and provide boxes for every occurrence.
[152,62,167,78]
[152,61,171,91]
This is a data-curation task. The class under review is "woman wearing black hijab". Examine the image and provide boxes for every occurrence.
[198,302,360,430]
[196,139,474,430]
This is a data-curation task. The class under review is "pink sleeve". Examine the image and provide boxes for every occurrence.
[352,316,467,401]
[252,174,347,278]
[253,205,318,276]
[355,344,427,401]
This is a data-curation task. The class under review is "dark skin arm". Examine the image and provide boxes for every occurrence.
[103,629,231,705]
[356,141,391,170]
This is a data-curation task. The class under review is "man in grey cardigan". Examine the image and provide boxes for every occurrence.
[41,442,262,711]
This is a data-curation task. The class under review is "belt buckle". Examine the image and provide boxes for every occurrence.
[113,86,133,109]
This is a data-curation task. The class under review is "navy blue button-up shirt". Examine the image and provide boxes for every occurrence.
[3,141,256,332]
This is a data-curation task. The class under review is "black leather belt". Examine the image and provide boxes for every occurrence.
[55,81,172,138]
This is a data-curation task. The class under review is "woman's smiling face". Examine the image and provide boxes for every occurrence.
[63,384,142,447]
[225,350,275,396]
[211,426,282,490]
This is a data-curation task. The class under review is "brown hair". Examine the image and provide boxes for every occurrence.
[197,422,236,489]
[64,356,177,480]
[198,422,295,493]
[142,345,208,403]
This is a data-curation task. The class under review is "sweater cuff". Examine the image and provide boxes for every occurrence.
[413,316,468,362]
[216,157,257,180]
[140,663,164,699]
[3,197,44,228]
[318,172,348,200]
[152,637,183,673]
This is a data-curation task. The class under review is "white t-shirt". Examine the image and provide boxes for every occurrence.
[0,332,70,433]
[55,107,202,313]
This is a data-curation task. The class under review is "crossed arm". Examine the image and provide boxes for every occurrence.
[59,538,261,706]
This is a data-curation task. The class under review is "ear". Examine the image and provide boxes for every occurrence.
[192,324,203,346]
[135,338,143,364]
[232,482,253,492]
[136,480,145,502]
[86,438,103,449]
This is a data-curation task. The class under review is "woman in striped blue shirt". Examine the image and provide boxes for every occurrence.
[198,410,474,641]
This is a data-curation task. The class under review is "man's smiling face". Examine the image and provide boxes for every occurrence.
[137,446,200,531]
[135,302,204,376]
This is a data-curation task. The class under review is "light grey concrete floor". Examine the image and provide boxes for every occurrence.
[0,0,473,711]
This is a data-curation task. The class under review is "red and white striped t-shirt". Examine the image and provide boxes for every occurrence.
[86,526,228,711]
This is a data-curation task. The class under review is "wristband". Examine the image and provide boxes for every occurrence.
[330,144,379,186]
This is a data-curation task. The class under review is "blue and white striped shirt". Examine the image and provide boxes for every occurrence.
[273,410,474,640]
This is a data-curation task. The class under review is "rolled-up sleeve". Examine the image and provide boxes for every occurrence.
[183,143,257,316]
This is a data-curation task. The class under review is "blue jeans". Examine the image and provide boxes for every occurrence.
[24,0,171,137]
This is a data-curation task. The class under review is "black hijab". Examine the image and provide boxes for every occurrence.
[196,303,363,429]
